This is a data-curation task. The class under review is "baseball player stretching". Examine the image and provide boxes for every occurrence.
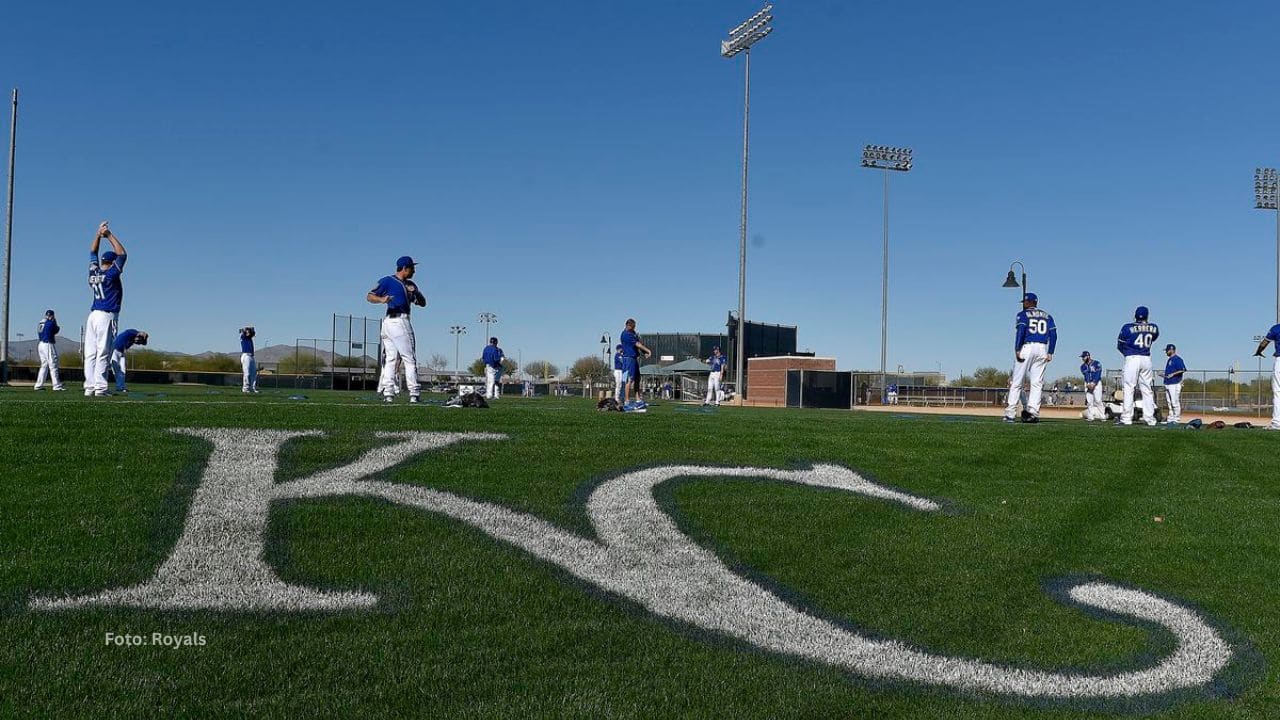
[1116,306,1160,426]
[1159,344,1185,424]
[367,255,426,403]
[619,318,652,412]
[240,327,259,393]
[612,344,625,402]
[84,222,126,397]
[1252,327,1280,430]
[705,346,726,406]
[482,337,504,400]
[1003,292,1057,423]
[110,329,148,393]
[1079,351,1104,421]
[33,310,65,391]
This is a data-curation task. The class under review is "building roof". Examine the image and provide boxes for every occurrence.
[665,357,713,373]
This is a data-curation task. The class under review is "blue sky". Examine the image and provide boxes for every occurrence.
[1,1,1278,379]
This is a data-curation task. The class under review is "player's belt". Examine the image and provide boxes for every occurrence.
[386,310,409,318]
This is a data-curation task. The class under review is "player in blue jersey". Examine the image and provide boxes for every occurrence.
[1079,351,1104,421]
[109,329,148,393]
[1003,292,1057,423]
[33,309,65,391]
[1158,344,1186,424]
[1116,306,1160,426]
[84,222,127,396]
[704,346,727,406]
[1252,327,1280,429]
[612,344,625,402]
[482,337,505,400]
[239,326,259,394]
[368,255,427,403]
[619,318,652,411]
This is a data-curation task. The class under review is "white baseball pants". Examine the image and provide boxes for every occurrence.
[379,317,419,398]
[613,369,624,401]
[83,310,117,394]
[242,353,258,392]
[485,365,502,399]
[1164,382,1182,424]
[1271,357,1280,430]
[1084,382,1105,420]
[705,371,722,405]
[1122,355,1156,424]
[35,342,63,390]
[1005,342,1049,418]
[110,350,128,391]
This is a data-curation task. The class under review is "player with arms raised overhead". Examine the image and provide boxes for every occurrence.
[1116,306,1160,426]
[1003,292,1057,424]
[84,222,126,397]
[367,256,426,404]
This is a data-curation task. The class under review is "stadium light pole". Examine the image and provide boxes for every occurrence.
[478,311,498,340]
[1256,168,1279,322]
[722,3,773,403]
[861,144,912,387]
[0,89,17,385]
[449,325,467,374]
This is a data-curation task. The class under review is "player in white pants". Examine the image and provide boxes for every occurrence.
[1160,344,1185,424]
[1251,328,1280,429]
[84,222,127,396]
[239,326,259,393]
[33,310,65,391]
[705,346,726,406]
[368,255,426,403]
[1116,306,1159,426]
[482,337,505,399]
[1079,351,1104,421]
[612,345,624,401]
[1003,293,1056,423]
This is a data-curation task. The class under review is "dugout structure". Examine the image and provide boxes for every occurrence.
[747,356,837,407]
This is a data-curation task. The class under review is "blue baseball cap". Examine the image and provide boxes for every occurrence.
[1165,344,1176,352]
[1135,306,1149,320]
[395,255,417,270]
[100,250,118,263]
[1080,350,1091,358]
[1023,292,1037,302]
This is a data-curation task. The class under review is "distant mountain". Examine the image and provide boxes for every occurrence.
[6,339,82,364]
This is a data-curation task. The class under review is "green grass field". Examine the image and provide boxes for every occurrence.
[2,385,1278,718]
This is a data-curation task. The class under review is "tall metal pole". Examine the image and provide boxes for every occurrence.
[735,49,750,402]
[1275,208,1279,324]
[880,167,889,378]
[1,89,17,384]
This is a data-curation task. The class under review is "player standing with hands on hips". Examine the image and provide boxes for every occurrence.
[1159,344,1186,425]
[482,337,504,400]
[1079,351,1104,421]
[1003,292,1057,424]
[33,310,64,391]
[84,222,126,397]
[240,327,259,394]
[1251,326,1280,430]
[368,256,426,404]
[1116,306,1160,426]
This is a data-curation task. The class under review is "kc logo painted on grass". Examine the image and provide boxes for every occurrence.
[31,429,1244,704]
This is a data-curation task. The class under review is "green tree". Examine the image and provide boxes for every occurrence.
[468,358,486,377]
[570,356,611,385]
[951,367,1011,388]
[469,357,519,378]
[127,350,171,370]
[524,360,559,379]
[333,355,365,368]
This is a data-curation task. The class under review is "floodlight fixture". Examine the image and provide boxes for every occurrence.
[721,5,773,58]
[1257,167,1279,210]
[862,144,913,172]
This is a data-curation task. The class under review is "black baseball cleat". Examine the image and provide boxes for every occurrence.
[1022,415,1039,424]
